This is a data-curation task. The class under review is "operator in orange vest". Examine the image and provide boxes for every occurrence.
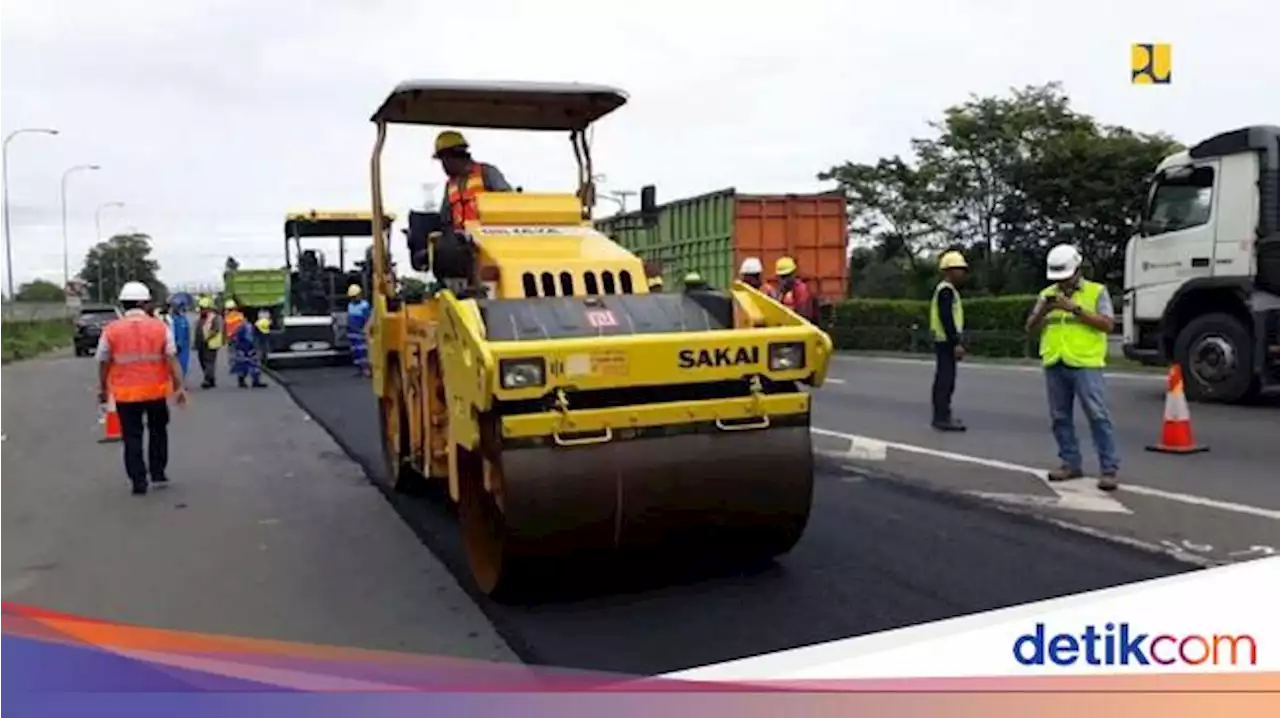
[434,130,512,231]
[96,281,188,495]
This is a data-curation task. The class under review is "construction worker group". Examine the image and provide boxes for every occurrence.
[643,255,820,325]
[927,244,1121,491]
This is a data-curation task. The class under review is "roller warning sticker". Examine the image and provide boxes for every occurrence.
[590,350,629,377]
[562,351,629,378]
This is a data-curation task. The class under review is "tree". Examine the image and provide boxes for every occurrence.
[78,233,166,304]
[15,279,66,302]
[818,156,950,272]
[1012,125,1180,287]
[820,82,1181,298]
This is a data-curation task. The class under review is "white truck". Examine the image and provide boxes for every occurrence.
[1123,125,1280,403]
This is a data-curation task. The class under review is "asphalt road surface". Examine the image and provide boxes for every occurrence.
[813,355,1280,567]
[275,365,1193,675]
[1,353,514,664]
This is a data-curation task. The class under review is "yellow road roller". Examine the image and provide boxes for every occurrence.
[365,79,834,600]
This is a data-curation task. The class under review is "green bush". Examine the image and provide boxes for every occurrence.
[2,319,75,363]
[826,295,1041,358]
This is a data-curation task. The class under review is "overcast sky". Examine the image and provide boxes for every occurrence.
[2,0,1276,291]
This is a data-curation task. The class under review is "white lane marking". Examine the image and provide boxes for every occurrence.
[1118,484,1280,521]
[823,377,847,384]
[814,424,1280,519]
[969,488,1132,514]
[813,429,1128,513]
[831,354,1164,381]
[1228,545,1277,558]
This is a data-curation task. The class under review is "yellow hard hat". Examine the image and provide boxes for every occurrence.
[254,318,271,333]
[775,256,798,276]
[347,284,362,298]
[683,271,704,284]
[939,250,969,271]
[224,299,237,310]
[198,296,213,309]
[433,130,468,158]
[647,275,664,288]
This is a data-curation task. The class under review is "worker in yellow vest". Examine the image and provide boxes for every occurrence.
[1025,244,1120,492]
[194,296,224,389]
[929,250,969,431]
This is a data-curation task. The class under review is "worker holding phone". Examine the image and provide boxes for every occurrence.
[1025,244,1120,492]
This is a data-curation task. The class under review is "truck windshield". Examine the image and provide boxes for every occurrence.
[1143,165,1214,235]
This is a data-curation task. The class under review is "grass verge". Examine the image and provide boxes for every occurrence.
[2,319,75,364]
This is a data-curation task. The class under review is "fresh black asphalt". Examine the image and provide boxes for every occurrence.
[275,365,1194,675]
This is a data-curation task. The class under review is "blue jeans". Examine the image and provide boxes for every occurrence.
[1044,364,1120,475]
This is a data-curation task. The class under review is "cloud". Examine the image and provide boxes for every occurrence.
[2,0,1276,289]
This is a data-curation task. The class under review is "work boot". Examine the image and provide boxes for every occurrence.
[237,376,247,388]
[151,475,168,487]
[131,483,147,496]
[1047,466,1084,482]
[1097,473,1120,492]
[931,418,967,432]
[252,379,267,389]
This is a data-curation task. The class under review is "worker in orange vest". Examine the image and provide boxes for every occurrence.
[775,256,819,323]
[223,299,245,371]
[96,281,188,495]
[739,257,773,294]
[434,130,512,232]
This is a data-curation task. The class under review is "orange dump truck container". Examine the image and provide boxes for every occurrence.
[595,188,849,302]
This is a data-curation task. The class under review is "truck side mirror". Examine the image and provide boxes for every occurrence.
[1139,218,1163,237]
[640,185,658,228]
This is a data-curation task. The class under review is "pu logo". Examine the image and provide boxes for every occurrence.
[1131,43,1171,84]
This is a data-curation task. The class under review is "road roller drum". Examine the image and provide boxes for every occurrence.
[461,415,814,596]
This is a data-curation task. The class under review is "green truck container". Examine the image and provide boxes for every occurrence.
[223,268,288,309]
[594,188,849,301]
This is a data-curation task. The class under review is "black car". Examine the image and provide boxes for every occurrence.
[73,306,122,356]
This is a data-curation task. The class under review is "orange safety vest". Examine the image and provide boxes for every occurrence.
[103,314,171,403]
[779,278,818,321]
[447,162,489,226]
[224,310,245,340]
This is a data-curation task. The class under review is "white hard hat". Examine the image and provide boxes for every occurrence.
[1046,244,1083,281]
[118,281,152,303]
[739,257,763,275]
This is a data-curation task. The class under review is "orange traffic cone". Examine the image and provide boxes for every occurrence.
[1145,364,1209,454]
[98,396,122,443]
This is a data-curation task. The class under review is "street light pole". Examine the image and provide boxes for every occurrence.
[61,163,100,290]
[95,201,125,303]
[2,127,59,299]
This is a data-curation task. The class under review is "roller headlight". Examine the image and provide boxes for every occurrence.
[768,342,806,371]
[499,358,546,389]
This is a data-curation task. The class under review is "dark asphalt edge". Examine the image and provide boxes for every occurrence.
[264,366,545,667]
[816,455,1213,571]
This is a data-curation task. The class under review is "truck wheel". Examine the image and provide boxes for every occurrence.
[1174,313,1259,403]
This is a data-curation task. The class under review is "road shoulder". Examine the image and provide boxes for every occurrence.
[1,354,516,663]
